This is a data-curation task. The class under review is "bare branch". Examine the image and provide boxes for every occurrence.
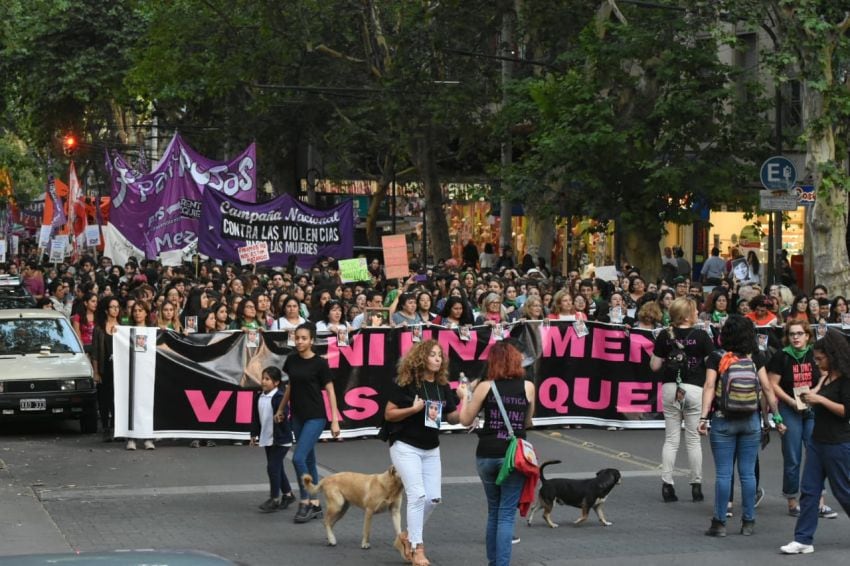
[311,44,366,64]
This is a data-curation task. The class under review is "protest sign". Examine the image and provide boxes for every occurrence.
[339,257,370,283]
[237,242,270,266]
[382,234,409,279]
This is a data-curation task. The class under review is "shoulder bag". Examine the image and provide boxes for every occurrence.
[491,381,538,485]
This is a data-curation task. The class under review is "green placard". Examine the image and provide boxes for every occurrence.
[339,257,371,283]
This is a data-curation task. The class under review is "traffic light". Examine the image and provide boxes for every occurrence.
[62,134,78,155]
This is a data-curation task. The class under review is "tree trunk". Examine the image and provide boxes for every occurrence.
[525,212,555,268]
[365,155,394,246]
[622,221,662,284]
[410,130,451,263]
[803,84,850,296]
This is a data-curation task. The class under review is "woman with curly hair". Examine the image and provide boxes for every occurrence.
[384,340,464,566]
[781,330,850,554]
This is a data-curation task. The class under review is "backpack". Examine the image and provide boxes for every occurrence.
[663,328,691,381]
[714,351,760,416]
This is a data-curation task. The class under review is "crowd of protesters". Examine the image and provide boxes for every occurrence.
[4,239,850,559]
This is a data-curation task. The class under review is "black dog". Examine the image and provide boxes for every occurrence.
[527,461,621,528]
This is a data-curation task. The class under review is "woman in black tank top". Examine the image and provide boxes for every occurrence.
[460,342,535,566]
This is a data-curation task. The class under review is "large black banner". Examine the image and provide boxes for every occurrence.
[113,322,792,439]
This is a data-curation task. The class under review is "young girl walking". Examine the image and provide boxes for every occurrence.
[251,367,296,512]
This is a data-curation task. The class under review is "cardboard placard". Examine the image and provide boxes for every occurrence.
[84,225,101,247]
[49,235,69,263]
[339,257,370,283]
[237,242,270,266]
[595,265,618,282]
[38,225,51,248]
[0,239,6,263]
[382,234,409,279]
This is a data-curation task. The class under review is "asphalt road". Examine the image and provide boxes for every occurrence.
[1,420,848,565]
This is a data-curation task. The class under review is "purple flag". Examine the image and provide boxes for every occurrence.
[198,189,354,267]
[105,133,257,258]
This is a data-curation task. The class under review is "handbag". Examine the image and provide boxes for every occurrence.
[491,382,538,485]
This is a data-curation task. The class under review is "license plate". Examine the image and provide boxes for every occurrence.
[20,399,47,411]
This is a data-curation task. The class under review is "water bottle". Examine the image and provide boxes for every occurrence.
[459,372,471,402]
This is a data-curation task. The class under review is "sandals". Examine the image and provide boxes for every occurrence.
[413,544,430,566]
[393,531,413,562]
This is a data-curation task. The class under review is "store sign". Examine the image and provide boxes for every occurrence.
[760,156,797,191]
[796,185,815,206]
[759,190,798,211]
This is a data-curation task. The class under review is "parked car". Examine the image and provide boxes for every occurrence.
[0,275,36,309]
[0,309,97,433]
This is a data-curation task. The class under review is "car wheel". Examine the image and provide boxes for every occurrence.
[80,410,98,434]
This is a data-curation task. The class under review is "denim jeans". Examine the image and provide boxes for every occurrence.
[779,403,815,499]
[793,441,850,545]
[390,440,442,546]
[265,445,292,498]
[477,457,524,566]
[661,382,703,485]
[292,417,326,500]
[709,412,761,523]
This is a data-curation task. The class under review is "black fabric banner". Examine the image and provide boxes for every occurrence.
[115,322,791,439]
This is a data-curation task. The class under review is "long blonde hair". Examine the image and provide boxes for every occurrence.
[396,339,449,388]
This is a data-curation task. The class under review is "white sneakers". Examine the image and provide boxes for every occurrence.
[125,439,136,451]
[780,541,814,554]
[144,439,156,450]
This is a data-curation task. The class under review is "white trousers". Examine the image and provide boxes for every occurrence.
[390,440,442,546]
[661,382,703,485]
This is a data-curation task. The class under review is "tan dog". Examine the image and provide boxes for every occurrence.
[302,465,403,549]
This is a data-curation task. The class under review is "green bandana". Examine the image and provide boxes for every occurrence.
[783,344,811,362]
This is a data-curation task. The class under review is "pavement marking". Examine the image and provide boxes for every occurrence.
[531,430,688,475]
[36,469,661,501]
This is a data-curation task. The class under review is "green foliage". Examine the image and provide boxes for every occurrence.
[502,2,771,234]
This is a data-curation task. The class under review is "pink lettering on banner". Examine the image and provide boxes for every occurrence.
[185,390,253,423]
[572,377,611,410]
[327,333,363,369]
[399,330,434,356]
[439,330,478,361]
[342,387,380,421]
[322,390,332,421]
[539,377,570,414]
[234,390,253,423]
[617,382,655,412]
[541,325,585,359]
[628,333,655,363]
[591,328,626,362]
[368,333,385,366]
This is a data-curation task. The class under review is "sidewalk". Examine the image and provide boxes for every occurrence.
[0,457,71,556]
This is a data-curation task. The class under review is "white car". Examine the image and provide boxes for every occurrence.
[0,309,97,433]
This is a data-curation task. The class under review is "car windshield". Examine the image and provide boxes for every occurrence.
[0,318,82,355]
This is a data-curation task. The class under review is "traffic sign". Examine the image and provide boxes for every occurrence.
[760,156,797,191]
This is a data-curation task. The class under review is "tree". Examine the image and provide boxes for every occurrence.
[721,1,850,295]
[502,1,770,281]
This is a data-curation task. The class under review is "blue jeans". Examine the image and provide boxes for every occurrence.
[477,457,525,566]
[265,445,292,498]
[709,412,761,523]
[779,403,815,499]
[793,441,850,544]
[292,417,326,500]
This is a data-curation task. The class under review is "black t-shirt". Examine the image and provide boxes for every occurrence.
[283,354,333,421]
[476,379,529,458]
[652,327,715,386]
[387,379,458,450]
[812,377,850,444]
[766,349,817,400]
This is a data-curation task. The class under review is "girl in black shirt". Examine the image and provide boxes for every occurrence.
[384,340,463,566]
[781,330,850,554]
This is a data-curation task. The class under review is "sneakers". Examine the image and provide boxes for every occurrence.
[125,439,136,451]
[691,483,704,502]
[144,439,156,450]
[705,519,726,537]
[788,505,800,517]
[294,503,323,523]
[740,520,755,536]
[662,483,678,502]
[511,536,520,545]
[189,440,201,448]
[754,487,765,508]
[819,505,838,519]
[726,503,733,518]
[204,440,216,447]
[258,497,281,513]
[279,493,296,510]
[780,541,814,554]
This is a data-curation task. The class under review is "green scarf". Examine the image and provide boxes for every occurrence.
[711,310,727,323]
[782,344,811,362]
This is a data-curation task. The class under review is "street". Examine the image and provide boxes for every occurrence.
[1,421,847,565]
